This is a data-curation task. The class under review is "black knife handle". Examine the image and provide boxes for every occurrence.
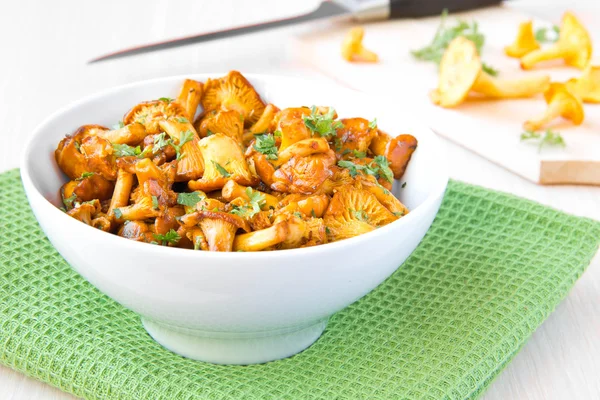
[389,0,503,18]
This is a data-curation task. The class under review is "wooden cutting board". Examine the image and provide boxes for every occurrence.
[294,5,600,185]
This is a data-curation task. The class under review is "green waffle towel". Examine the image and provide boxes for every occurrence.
[1,168,599,400]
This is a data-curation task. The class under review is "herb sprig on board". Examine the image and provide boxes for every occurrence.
[520,129,566,152]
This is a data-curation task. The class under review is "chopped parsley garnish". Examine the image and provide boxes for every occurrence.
[402,182,407,188]
[535,25,560,43]
[303,106,343,138]
[152,133,171,153]
[411,9,497,75]
[112,121,125,130]
[206,130,214,136]
[153,229,180,246]
[113,208,123,219]
[194,235,204,250]
[369,118,377,130]
[212,161,231,177]
[175,117,189,123]
[352,209,368,222]
[325,226,331,235]
[520,129,566,152]
[338,155,393,183]
[74,141,81,152]
[293,211,303,218]
[273,130,282,138]
[112,143,142,157]
[482,62,499,77]
[353,150,367,159]
[151,195,159,210]
[253,133,278,160]
[157,97,174,102]
[76,172,94,181]
[230,187,265,218]
[177,192,205,207]
[172,130,194,160]
[311,209,317,218]
[62,193,77,209]
[393,211,405,217]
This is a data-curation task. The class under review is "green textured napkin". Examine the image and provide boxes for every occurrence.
[1,168,599,400]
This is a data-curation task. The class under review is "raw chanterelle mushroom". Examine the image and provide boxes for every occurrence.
[341,27,378,63]
[523,82,584,131]
[504,20,540,58]
[565,64,600,103]
[520,12,592,70]
[430,37,550,108]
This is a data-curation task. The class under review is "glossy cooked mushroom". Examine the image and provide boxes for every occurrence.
[523,82,584,131]
[334,118,377,157]
[341,27,379,63]
[99,123,147,145]
[158,118,204,181]
[188,133,258,192]
[369,131,418,180]
[323,185,397,242]
[179,206,251,252]
[504,20,540,58]
[431,37,550,108]
[197,109,244,143]
[521,12,592,70]
[123,98,188,135]
[201,71,266,127]
[176,79,203,121]
[271,150,336,194]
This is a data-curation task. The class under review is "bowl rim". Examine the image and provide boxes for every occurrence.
[20,73,449,261]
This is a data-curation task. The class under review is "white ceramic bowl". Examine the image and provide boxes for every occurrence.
[21,74,448,365]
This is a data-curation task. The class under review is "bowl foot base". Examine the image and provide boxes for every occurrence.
[142,318,328,365]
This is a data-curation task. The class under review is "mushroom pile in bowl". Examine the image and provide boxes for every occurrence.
[21,73,447,364]
[53,71,418,252]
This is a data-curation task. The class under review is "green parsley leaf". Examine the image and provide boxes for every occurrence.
[112,143,142,157]
[337,156,394,183]
[411,9,485,64]
[194,235,204,250]
[520,129,566,152]
[212,161,231,177]
[62,193,77,209]
[113,208,123,219]
[372,155,394,183]
[293,211,303,219]
[74,141,81,152]
[401,182,407,188]
[352,209,368,222]
[172,130,194,160]
[158,97,173,102]
[253,133,278,160]
[393,211,405,217]
[337,160,360,177]
[353,150,367,159]
[535,25,560,43]
[112,121,125,130]
[482,62,499,77]
[153,229,180,246]
[369,118,378,130]
[273,130,282,138]
[303,106,343,138]
[76,172,94,181]
[177,192,205,207]
[230,187,265,218]
[325,226,331,235]
[151,195,159,210]
[152,133,171,153]
[175,117,189,123]
[311,209,317,218]
[206,130,214,136]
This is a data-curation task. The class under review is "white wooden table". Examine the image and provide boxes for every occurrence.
[1,1,598,399]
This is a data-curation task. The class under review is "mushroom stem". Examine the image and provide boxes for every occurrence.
[472,73,550,98]
[505,21,540,58]
[222,180,278,209]
[199,218,239,252]
[233,222,288,252]
[520,46,566,69]
[108,169,134,217]
[523,101,567,131]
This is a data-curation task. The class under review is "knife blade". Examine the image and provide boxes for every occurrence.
[89,0,502,63]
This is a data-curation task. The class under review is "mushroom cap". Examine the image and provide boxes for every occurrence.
[565,64,600,103]
[249,103,280,135]
[197,109,244,142]
[201,71,266,127]
[123,99,187,135]
[274,107,313,151]
[334,118,377,157]
[432,37,482,108]
[504,20,540,58]
[271,150,336,194]
[558,11,592,69]
[323,185,396,242]
[544,83,584,124]
[55,124,111,180]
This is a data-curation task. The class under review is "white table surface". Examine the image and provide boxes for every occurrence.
[1,1,599,399]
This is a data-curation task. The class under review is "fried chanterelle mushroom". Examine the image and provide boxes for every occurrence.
[54,71,415,251]
[431,37,550,108]
[523,82,584,131]
[505,20,540,58]
[341,27,379,63]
